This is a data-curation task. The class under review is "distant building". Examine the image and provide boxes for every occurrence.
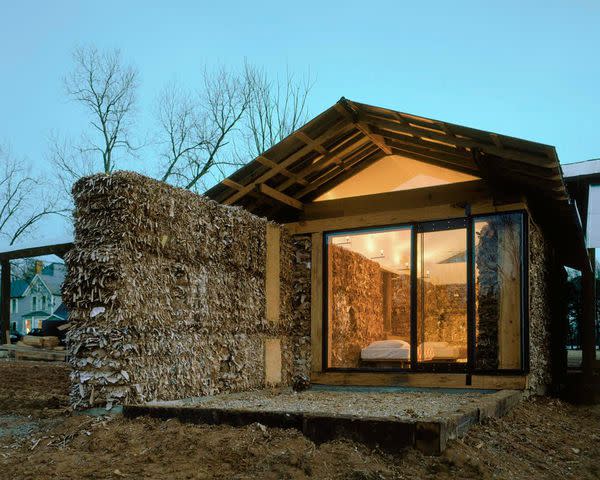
[9,261,67,334]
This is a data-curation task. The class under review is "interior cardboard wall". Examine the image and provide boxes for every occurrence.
[328,245,384,367]
[63,172,310,409]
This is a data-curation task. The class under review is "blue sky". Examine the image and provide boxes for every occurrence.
[1,0,600,244]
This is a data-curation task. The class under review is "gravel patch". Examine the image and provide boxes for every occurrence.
[149,388,488,420]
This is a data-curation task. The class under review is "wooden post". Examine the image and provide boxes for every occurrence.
[311,233,323,372]
[265,224,281,324]
[0,260,10,345]
[582,249,596,379]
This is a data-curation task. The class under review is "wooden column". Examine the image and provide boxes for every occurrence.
[265,224,281,324]
[310,232,323,372]
[582,249,596,379]
[0,260,10,345]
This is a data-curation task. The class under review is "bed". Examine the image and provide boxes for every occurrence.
[360,339,410,368]
[360,339,461,366]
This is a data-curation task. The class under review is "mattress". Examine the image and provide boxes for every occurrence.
[418,341,460,360]
[360,340,410,361]
[360,340,461,362]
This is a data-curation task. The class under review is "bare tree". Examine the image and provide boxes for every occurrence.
[57,46,139,177]
[155,67,252,192]
[154,63,312,192]
[243,65,312,158]
[0,146,64,246]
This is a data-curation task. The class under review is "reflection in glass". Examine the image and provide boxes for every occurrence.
[326,227,412,369]
[416,227,468,363]
[474,213,522,370]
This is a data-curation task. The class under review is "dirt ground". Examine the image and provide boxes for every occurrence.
[0,361,599,480]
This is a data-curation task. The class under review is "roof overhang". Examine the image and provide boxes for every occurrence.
[205,98,589,271]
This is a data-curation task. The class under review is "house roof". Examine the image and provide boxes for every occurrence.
[21,310,51,318]
[205,98,588,270]
[562,158,600,181]
[40,263,66,295]
[52,303,68,320]
[10,278,28,297]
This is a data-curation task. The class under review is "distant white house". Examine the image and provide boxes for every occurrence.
[10,261,67,334]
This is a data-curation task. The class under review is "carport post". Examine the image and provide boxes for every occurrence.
[0,260,9,345]
[582,248,596,379]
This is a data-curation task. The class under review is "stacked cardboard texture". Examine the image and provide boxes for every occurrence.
[63,172,311,409]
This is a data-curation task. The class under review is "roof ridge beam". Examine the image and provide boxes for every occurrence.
[335,100,392,155]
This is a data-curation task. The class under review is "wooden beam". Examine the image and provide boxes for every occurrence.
[222,120,353,205]
[256,183,304,210]
[334,102,392,155]
[362,113,557,169]
[221,178,245,191]
[305,148,386,202]
[294,144,381,199]
[1,260,10,345]
[273,133,369,194]
[310,371,527,390]
[286,200,528,235]
[256,156,309,186]
[303,180,490,220]
[294,131,329,155]
[0,243,73,262]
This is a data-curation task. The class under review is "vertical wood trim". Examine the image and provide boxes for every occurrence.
[311,232,323,372]
[264,338,282,386]
[0,260,10,345]
[265,224,280,324]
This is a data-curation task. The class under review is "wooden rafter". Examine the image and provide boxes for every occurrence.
[294,131,329,155]
[222,119,352,205]
[255,156,309,186]
[273,132,369,194]
[256,183,304,210]
[388,144,479,175]
[221,178,245,191]
[334,102,392,155]
[296,144,382,200]
[361,112,556,169]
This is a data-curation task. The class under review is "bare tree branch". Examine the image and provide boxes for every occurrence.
[62,46,139,175]
[154,63,313,192]
[0,146,66,246]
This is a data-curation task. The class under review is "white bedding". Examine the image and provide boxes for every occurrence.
[418,342,460,360]
[361,340,410,361]
[361,340,460,362]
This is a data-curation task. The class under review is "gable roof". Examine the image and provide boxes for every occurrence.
[206,98,566,212]
[10,278,28,298]
[205,98,587,270]
[21,310,51,318]
[52,302,68,320]
[40,263,66,295]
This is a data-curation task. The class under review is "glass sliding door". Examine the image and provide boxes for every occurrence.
[322,211,527,374]
[326,227,412,369]
[416,221,468,366]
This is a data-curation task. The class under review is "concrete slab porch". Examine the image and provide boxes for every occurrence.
[123,386,523,455]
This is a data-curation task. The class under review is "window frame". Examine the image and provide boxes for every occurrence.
[322,210,529,376]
